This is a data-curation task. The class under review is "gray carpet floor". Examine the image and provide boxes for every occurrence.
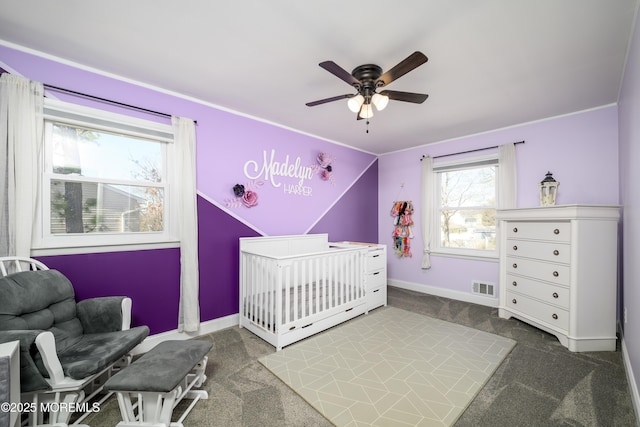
[83,286,637,426]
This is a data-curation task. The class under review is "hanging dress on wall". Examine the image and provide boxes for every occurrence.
[391,201,414,257]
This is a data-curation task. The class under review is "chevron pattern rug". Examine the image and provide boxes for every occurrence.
[259,307,515,426]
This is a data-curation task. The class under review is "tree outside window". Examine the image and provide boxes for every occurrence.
[437,163,497,252]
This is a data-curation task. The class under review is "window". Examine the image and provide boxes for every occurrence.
[34,99,177,252]
[433,156,498,258]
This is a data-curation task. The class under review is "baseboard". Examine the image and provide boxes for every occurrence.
[131,313,239,355]
[620,329,640,426]
[388,279,499,308]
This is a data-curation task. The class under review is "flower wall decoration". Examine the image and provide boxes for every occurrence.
[313,152,335,184]
[225,180,264,208]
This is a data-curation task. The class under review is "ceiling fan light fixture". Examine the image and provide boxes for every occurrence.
[347,94,364,113]
[359,103,374,119]
[371,93,389,111]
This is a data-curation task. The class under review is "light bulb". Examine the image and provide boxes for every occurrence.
[359,103,374,119]
[372,93,389,111]
[347,94,364,113]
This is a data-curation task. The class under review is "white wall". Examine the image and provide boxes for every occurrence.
[618,3,640,414]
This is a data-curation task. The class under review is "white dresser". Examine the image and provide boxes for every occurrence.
[497,205,620,352]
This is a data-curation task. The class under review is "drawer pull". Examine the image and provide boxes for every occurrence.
[552,292,559,298]
[512,281,517,287]
[373,289,379,293]
[372,272,380,275]
[513,245,518,251]
[553,249,559,256]
[512,299,517,304]
[554,228,560,235]
[553,271,559,277]
[513,227,518,233]
[512,263,518,269]
[372,254,380,258]
[552,313,558,320]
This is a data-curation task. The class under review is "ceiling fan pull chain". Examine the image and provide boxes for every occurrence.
[366,119,369,133]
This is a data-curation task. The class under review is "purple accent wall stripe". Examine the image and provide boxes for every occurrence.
[305,158,378,234]
[309,160,379,243]
[36,249,181,335]
[197,191,268,237]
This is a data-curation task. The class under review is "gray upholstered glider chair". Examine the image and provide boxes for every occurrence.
[0,257,150,427]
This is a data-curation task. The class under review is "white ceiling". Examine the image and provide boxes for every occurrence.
[0,0,638,154]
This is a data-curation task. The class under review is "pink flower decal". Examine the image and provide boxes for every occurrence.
[225,181,263,209]
[317,152,334,168]
[242,190,258,207]
[314,152,335,184]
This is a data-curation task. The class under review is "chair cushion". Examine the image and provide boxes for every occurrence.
[54,326,149,380]
[0,270,77,332]
[104,340,212,392]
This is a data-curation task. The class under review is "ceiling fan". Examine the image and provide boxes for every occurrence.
[306,51,429,121]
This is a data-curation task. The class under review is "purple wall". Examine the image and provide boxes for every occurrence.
[36,249,181,335]
[378,106,620,298]
[310,160,379,242]
[1,44,379,334]
[197,196,259,323]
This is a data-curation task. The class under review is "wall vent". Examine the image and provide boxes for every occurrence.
[472,281,495,297]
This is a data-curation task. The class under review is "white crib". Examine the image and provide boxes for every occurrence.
[239,234,369,351]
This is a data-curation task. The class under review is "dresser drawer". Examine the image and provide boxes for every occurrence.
[507,221,570,243]
[366,250,386,271]
[366,269,386,289]
[506,256,570,285]
[506,274,569,308]
[506,291,569,331]
[506,239,571,264]
[367,287,386,310]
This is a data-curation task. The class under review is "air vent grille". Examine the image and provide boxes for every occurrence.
[472,281,495,297]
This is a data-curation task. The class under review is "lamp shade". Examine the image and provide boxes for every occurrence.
[347,94,364,113]
[371,93,389,111]
[359,103,374,119]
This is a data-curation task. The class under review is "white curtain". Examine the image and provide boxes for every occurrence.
[0,74,44,258]
[420,156,434,269]
[172,116,201,332]
[498,143,517,209]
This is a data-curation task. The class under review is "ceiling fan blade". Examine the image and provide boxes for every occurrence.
[376,51,428,87]
[380,90,429,104]
[319,61,361,87]
[306,94,352,107]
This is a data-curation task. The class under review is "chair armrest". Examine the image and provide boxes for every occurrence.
[0,330,50,392]
[76,296,132,333]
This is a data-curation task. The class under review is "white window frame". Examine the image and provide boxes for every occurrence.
[32,98,179,255]
[431,154,499,261]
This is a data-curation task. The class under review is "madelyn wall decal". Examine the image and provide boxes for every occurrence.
[227,150,338,209]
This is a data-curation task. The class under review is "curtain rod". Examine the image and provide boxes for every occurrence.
[43,83,197,124]
[420,140,524,161]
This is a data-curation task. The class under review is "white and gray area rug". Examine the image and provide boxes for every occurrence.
[259,307,515,426]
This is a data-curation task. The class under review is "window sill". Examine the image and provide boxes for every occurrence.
[429,250,499,262]
[30,240,180,257]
